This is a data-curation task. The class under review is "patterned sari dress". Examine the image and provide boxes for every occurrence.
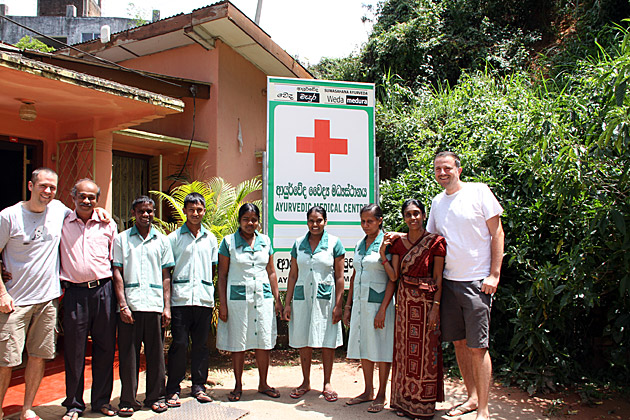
[389,232,446,419]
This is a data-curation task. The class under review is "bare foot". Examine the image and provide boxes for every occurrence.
[21,409,40,420]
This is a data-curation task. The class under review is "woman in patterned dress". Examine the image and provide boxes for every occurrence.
[380,199,446,419]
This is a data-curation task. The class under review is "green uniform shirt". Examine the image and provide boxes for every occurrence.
[113,225,174,312]
[168,224,218,307]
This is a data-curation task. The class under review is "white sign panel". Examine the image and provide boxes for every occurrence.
[266,77,376,290]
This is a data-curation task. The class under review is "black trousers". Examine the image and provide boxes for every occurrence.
[118,311,165,408]
[62,281,117,413]
[166,306,213,395]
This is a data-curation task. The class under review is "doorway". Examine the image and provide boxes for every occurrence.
[112,152,149,231]
[0,137,42,211]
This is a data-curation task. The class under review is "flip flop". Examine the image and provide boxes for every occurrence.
[446,404,478,417]
[258,387,281,398]
[94,404,117,416]
[193,390,213,403]
[166,393,181,408]
[62,411,80,420]
[346,396,374,405]
[118,407,134,418]
[322,390,338,402]
[289,388,310,399]
[150,401,168,413]
[368,402,386,413]
[228,390,242,402]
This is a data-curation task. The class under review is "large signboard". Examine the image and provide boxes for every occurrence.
[265,77,376,290]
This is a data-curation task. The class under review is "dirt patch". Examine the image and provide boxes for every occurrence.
[205,350,630,420]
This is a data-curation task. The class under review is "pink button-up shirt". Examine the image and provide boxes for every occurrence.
[59,210,118,283]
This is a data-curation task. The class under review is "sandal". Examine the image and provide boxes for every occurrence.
[95,404,117,416]
[289,387,310,399]
[62,411,80,420]
[258,387,280,398]
[227,390,242,402]
[166,394,181,408]
[150,401,168,414]
[346,396,374,405]
[322,390,338,402]
[118,407,134,418]
[368,402,386,413]
[446,403,477,417]
[193,390,213,403]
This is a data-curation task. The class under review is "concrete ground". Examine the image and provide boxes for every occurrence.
[10,361,550,420]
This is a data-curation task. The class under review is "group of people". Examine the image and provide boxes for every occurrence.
[0,150,504,420]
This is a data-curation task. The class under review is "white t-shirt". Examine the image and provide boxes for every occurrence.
[0,200,69,305]
[426,183,503,281]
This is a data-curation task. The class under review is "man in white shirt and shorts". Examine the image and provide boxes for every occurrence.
[426,151,505,420]
[0,168,69,420]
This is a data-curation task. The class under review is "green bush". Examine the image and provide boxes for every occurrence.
[379,30,630,390]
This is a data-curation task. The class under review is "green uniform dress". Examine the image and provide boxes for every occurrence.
[216,230,276,352]
[288,230,345,349]
[347,231,394,362]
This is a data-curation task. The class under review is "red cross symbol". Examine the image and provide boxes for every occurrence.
[296,119,348,172]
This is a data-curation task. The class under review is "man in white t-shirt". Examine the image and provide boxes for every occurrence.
[426,151,504,420]
[0,168,69,420]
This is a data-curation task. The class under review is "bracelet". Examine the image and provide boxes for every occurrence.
[433,301,440,306]
[381,258,389,266]
[120,305,129,311]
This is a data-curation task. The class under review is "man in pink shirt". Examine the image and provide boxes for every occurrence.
[59,179,118,420]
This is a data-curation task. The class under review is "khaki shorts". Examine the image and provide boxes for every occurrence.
[440,279,491,348]
[0,299,59,367]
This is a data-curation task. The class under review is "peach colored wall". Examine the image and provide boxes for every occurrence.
[215,40,267,195]
[94,132,113,211]
[120,44,220,184]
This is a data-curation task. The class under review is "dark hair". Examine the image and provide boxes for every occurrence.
[71,178,100,199]
[131,195,155,211]
[184,192,205,208]
[401,199,425,216]
[238,203,260,222]
[435,151,461,168]
[31,167,57,184]
[307,205,327,220]
[360,203,383,228]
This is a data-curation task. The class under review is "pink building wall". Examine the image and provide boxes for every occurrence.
[118,40,268,194]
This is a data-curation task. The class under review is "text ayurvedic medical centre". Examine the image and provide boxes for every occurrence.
[265,77,377,289]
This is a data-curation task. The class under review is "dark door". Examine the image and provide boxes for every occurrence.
[0,137,42,211]
[112,152,149,231]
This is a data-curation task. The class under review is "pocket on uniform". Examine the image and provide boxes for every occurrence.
[262,283,273,299]
[294,285,305,301]
[173,278,190,284]
[367,287,385,303]
[317,283,333,300]
[230,285,246,300]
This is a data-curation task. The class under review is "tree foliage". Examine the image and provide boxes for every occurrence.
[14,36,55,53]
[378,28,630,390]
[150,176,262,244]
